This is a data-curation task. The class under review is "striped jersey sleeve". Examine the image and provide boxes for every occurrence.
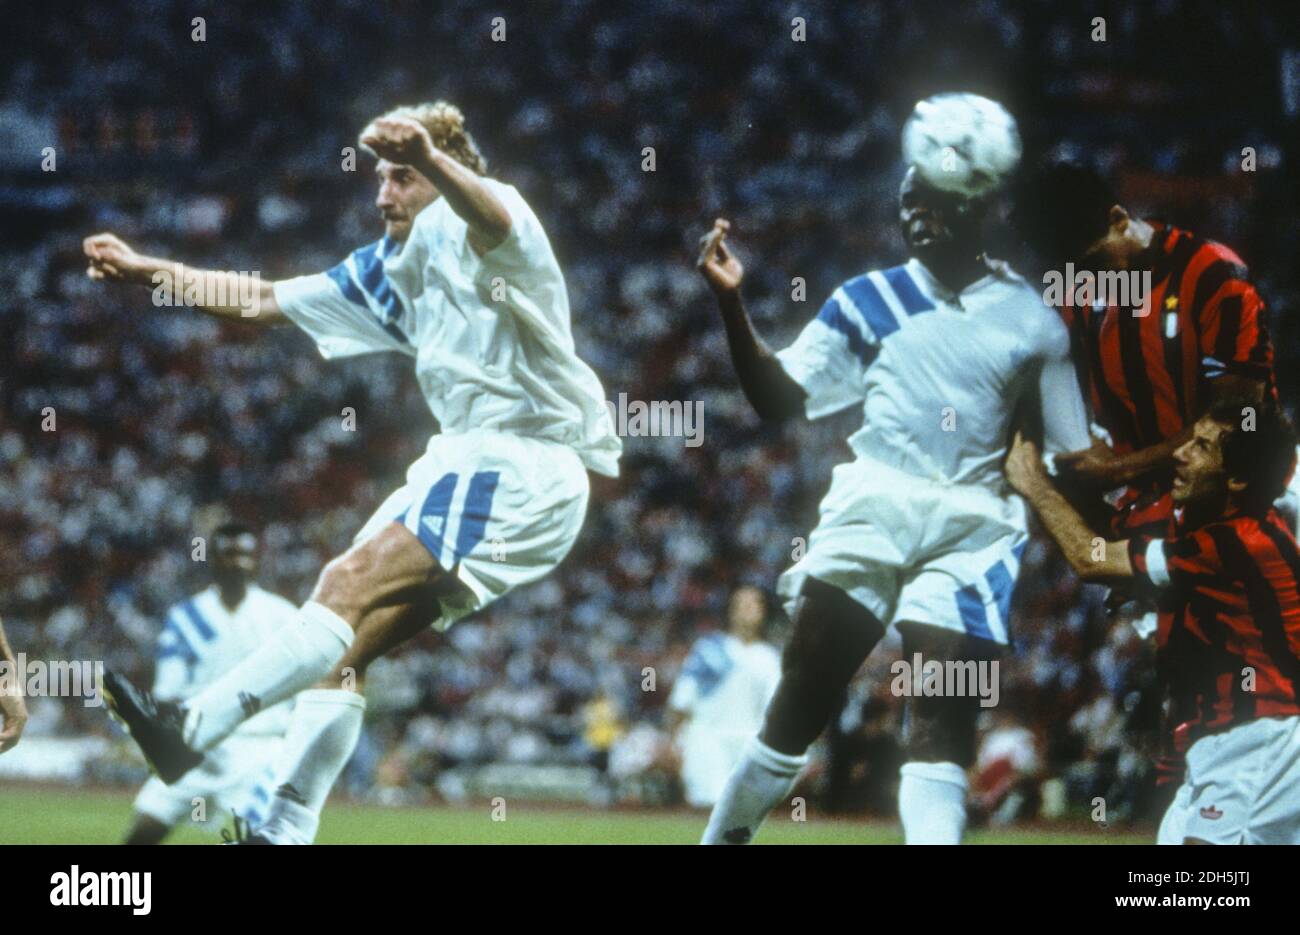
[776,267,929,420]
[153,599,214,699]
[1127,527,1223,597]
[273,236,412,359]
[1192,244,1273,382]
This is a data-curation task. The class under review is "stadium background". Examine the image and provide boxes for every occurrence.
[1,0,1297,841]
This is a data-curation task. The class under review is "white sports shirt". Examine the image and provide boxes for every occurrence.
[776,257,1091,489]
[273,178,621,477]
[155,584,297,737]
[668,632,780,738]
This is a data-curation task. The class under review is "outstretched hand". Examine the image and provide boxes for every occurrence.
[84,232,150,284]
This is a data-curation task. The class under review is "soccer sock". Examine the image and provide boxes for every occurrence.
[182,601,353,752]
[700,737,806,845]
[898,761,968,844]
[256,689,365,845]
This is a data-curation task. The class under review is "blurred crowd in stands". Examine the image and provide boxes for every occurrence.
[2,0,1296,825]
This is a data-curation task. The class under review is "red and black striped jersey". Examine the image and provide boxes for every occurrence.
[1129,507,1300,747]
[1059,222,1274,458]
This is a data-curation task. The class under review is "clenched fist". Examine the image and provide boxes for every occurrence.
[84,232,152,285]
[1005,431,1048,496]
[359,116,436,167]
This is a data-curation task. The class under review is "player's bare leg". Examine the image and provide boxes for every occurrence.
[180,521,456,749]
[702,577,883,843]
[105,522,458,783]
[251,586,452,844]
[896,621,1002,844]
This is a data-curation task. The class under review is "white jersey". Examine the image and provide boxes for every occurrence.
[273,178,621,477]
[776,257,1090,489]
[669,633,780,737]
[155,585,296,737]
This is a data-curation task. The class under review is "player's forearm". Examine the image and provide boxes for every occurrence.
[1019,474,1130,582]
[716,291,806,422]
[412,148,512,249]
[139,261,285,325]
[1106,429,1188,487]
[1096,376,1264,487]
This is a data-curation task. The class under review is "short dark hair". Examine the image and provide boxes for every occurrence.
[1209,400,1298,514]
[1012,161,1119,264]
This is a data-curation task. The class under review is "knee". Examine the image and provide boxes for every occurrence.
[312,550,376,616]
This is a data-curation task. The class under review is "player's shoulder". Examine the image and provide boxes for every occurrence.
[826,261,935,333]
[1164,225,1253,287]
[983,257,1070,350]
[984,257,1048,308]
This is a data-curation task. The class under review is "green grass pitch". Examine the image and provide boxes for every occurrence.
[0,785,1148,844]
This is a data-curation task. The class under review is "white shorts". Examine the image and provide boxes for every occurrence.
[778,456,1027,645]
[133,734,278,830]
[354,429,590,630]
[1157,716,1300,845]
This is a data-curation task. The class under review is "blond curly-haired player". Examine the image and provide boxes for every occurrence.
[86,101,620,844]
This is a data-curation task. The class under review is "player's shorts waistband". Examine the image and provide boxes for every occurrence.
[844,449,1009,498]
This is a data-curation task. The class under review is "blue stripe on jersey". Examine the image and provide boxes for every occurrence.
[815,296,875,366]
[681,633,735,697]
[454,471,501,561]
[414,472,459,561]
[955,585,996,642]
[882,266,934,316]
[325,262,369,308]
[984,560,1015,632]
[179,599,216,642]
[161,619,199,663]
[157,641,195,663]
[352,242,405,324]
[840,274,900,341]
[324,249,411,346]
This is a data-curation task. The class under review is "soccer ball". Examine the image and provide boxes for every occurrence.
[901,93,1022,200]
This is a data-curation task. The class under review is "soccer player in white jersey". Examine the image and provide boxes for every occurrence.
[125,524,295,845]
[668,586,780,807]
[84,101,620,844]
[694,94,1092,844]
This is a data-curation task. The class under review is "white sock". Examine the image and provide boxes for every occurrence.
[899,761,968,844]
[257,689,366,845]
[183,602,353,751]
[701,737,806,844]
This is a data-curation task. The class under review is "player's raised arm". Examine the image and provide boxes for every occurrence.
[1005,431,1133,586]
[695,219,807,423]
[360,116,511,254]
[0,614,28,754]
[83,232,286,325]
